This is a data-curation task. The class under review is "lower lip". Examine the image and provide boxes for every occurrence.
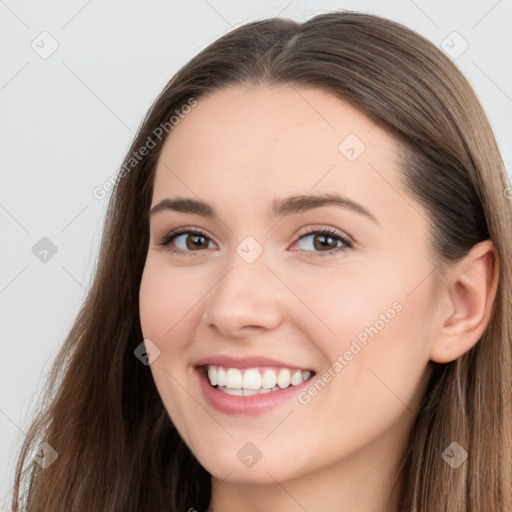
[195,368,314,416]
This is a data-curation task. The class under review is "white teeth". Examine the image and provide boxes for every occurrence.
[207,366,218,386]
[225,368,242,389]
[204,365,313,392]
[242,369,262,390]
[216,367,226,387]
[291,369,303,386]
[277,368,291,388]
[261,369,277,389]
[220,386,278,396]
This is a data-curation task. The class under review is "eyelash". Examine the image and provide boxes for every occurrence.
[157,226,353,258]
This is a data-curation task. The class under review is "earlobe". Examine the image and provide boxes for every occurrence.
[429,240,499,364]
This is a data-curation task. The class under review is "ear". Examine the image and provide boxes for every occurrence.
[430,240,499,364]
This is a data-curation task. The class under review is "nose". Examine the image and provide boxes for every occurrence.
[201,250,283,338]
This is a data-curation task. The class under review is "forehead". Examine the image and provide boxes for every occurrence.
[152,84,407,224]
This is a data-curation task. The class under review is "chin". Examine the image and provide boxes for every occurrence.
[191,440,308,485]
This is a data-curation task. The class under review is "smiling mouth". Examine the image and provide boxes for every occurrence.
[201,365,315,396]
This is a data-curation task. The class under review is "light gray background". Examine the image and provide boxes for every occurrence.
[1,0,511,507]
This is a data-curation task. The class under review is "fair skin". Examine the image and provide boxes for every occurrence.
[139,84,497,512]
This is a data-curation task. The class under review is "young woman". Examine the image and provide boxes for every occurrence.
[11,10,512,512]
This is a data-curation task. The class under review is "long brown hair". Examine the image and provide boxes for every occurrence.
[10,10,512,511]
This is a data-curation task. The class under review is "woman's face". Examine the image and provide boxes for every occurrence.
[139,84,438,485]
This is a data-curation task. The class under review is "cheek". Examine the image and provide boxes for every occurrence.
[317,277,435,432]
[138,262,201,430]
[139,260,202,342]
[277,259,400,345]
[139,268,169,342]
[138,259,212,383]
[289,257,434,407]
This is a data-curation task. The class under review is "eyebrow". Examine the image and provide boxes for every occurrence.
[149,193,379,225]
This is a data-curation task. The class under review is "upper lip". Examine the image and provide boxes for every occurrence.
[193,354,315,371]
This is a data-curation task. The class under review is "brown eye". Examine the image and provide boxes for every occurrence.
[158,228,215,256]
[183,233,209,250]
[294,228,352,256]
[312,233,340,251]
[292,229,352,252]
